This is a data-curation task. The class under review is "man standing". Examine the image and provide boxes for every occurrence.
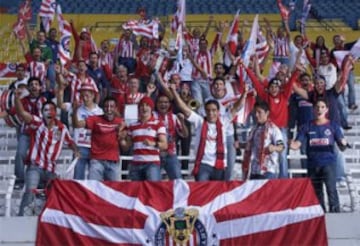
[242,101,284,180]
[120,97,168,181]
[15,94,79,216]
[86,97,125,181]
[169,83,248,181]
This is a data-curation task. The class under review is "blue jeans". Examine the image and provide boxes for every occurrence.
[347,70,356,107]
[18,165,56,216]
[250,172,277,180]
[160,154,182,180]
[129,163,161,181]
[308,164,340,212]
[191,79,211,105]
[224,135,236,181]
[196,164,225,181]
[15,133,30,184]
[73,147,91,180]
[88,159,120,181]
[279,127,289,178]
[337,93,349,128]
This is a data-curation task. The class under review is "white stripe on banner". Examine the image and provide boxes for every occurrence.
[215,205,324,239]
[41,208,148,244]
[173,179,190,208]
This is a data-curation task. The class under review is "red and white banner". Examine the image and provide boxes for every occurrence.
[224,10,240,67]
[122,19,159,39]
[12,18,26,40]
[36,179,327,245]
[39,0,57,33]
[56,4,72,65]
[170,0,186,34]
[0,63,17,78]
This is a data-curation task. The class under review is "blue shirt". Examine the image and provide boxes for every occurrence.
[296,121,344,167]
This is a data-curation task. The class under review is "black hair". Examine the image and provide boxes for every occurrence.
[254,100,270,112]
[102,96,117,106]
[41,100,57,112]
[27,77,42,87]
[205,99,220,110]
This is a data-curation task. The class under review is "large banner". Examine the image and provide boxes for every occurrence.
[36,179,327,245]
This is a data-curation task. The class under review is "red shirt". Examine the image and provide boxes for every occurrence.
[86,115,123,161]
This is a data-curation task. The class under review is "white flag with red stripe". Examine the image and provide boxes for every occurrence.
[39,0,56,33]
[277,0,290,21]
[122,19,159,39]
[241,14,259,68]
[36,179,327,245]
[224,10,240,67]
[12,18,26,40]
[170,0,186,34]
[255,31,270,64]
[18,0,32,21]
[56,4,72,65]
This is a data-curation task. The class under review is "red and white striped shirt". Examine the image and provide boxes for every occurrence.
[27,116,74,172]
[28,61,47,91]
[66,73,98,103]
[192,51,213,80]
[153,112,181,155]
[115,38,135,59]
[127,117,166,165]
[273,36,290,58]
[20,95,47,134]
[98,51,114,70]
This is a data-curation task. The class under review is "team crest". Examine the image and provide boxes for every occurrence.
[324,129,332,136]
[155,207,207,245]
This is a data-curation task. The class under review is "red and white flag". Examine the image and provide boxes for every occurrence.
[0,63,17,78]
[277,0,290,21]
[12,18,26,40]
[170,0,186,34]
[255,31,270,64]
[39,0,56,33]
[18,0,32,21]
[224,10,240,67]
[56,4,72,65]
[36,179,327,245]
[241,14,259,68]
[122,19,159,39]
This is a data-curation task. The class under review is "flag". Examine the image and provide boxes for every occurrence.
[0,63,17,78]
[175,23,184,66]
[36,179,327,245]
[333,39,360,68]
[39,0,57,33]
[170,0,186,34]
[56,4,72,65]
[12,18,26,40]
[300,0,311,35]
[122,19,159,39]
[18,0,32,21]
[241,14,259,68]
[277,0,290,21]
[224,10,240,67]
[255,31,269,64]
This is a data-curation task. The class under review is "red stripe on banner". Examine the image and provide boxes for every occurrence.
[220,216,327,245]
[45,181,148,228]
[187,181,243,206]
[36,223,140,246]
[213,179,320,222]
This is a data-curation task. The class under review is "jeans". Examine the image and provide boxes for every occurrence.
[160,154,182,180]
[18,165,56,216]
[334,142,346,181]
[250,172,277,180]
[347,70,356,107]
[196,163,225,181]
[73,147,91,180]
[224,135,236,181]
[278,127,289,178]
[191,79,211,105]
[129,163,161,181]
[308,164,340,213]
[15,133,30,184]
[88,159,120,181]
[337,93,349,128]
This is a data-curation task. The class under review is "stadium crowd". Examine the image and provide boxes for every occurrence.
[0,3,358,214]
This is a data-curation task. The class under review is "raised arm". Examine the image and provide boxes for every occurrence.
[176,113,189,138]
[14,89,32,123]
[169,84,192,118]
[229,85,249,118]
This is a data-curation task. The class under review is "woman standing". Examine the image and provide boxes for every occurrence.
[290,98,349,213]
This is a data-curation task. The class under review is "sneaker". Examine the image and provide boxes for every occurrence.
[337,180,347,188]
[343,125,352,130]
[349,104,358,111]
